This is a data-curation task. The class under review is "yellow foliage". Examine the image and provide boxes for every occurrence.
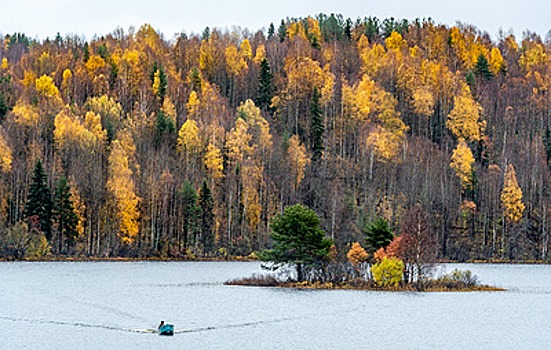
[446,89,485,142]
[237,99,272,151]
[385,31,406,52]
[85,95,123,124]
[1,58,7,70]
[520,43,547,71]
[199,39,214,71]
[489,47,504,75]
[501,164,525,223]
[254,44,266,64]
[21,70,37,87]
[85,54,106,72]
[107,139,140,244]
[225,118,252,164]
[226,45,247,75]
[342,74,376,121]
[357,34,369,52]
[450,139,475,189]
[83,111,107,144]
[367,126,402,162]
[287,21,307,41]
[186,91,200,118]
[347,242,369,265]
[204,142,224,180]
[305,17,322,45]
[287,135,310,188]
[12,102,40,127]
[240,39,252,60]
[35,74,60,97]
[0,130,12,172]
[321,64,335,104]
[54,108,105,150]
[177,119,201,155]
[152,69,161,95]
[359,43,386,77]
[285,56,325,99]
[241,158,263,231]
[161,97,177,124]
[371,257,404,287]
[411,87,434,117]
[69,182,86,237]
[449,27,468,65]
[62,68,73,81]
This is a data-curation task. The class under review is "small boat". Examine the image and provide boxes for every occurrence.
[159,324,174,336]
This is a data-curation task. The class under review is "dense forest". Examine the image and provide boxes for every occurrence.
[0,14,549,261]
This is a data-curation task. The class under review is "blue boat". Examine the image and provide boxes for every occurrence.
[159,324,174,336]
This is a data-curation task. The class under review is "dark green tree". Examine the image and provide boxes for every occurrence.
[0,93,8,121]
[261,204,332,281]
[256,58,274,110]
[544,127,551,169]
[180,181,201,252]
[155,110,175,145]
[267,23,275,39]
[310,87,324,162]
[24,160,53,240]
[364,217,394,251]
[199,179,215,255]
[189,67,202,92]
[278,20,287,42]
[202,27,210,41]
[344,18,353,40]
[53,175,79,252]
[83,42,90,62]
[474,54,493,80]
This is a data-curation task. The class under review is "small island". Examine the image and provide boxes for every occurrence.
[226,204,504,292]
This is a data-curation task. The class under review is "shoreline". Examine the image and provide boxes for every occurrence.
[0,256,548,265]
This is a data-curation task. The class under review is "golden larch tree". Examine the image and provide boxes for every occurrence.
[501,164,525,223]
[0,129,12,172]
[204,142,224,181]
[287,134,310,190]
[107,137,140,244]
[446,87,485,142]
[177,119,201,157]
[450,139,475,190]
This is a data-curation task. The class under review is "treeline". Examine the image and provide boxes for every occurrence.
[0,14,549,260]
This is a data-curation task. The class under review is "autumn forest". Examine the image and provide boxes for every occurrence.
[0,15,549,261]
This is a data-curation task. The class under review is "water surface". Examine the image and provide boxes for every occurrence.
[1,262,550,349]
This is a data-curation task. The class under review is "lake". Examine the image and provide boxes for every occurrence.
[1,261,550,349]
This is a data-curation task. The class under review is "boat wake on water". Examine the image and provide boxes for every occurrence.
[0,314,300,335]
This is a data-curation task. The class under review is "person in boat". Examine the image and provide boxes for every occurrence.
[158,320,165,330]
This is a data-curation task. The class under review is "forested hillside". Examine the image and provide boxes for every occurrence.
[0,15,549,261]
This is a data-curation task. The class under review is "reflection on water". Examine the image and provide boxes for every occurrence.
[1,262,550,349]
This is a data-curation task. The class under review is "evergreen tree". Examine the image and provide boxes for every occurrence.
[261,204,332,281]
[189,67,202,92]
[344,18,353,40]
[310,87,324,162]
[278,20,287,42]
[199,179,215,255]
[180,181,200,252]
[267,23,275,39]
[256,58,274,110]
[0,93,8,121]
[155,110,175,145]
[474,54,493,80]
[83,42,90,62]
[202,27,210,41]
[53,175,79,251]
[544,127,551,168]
[24,160,53,240]
[364,217,394,251]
